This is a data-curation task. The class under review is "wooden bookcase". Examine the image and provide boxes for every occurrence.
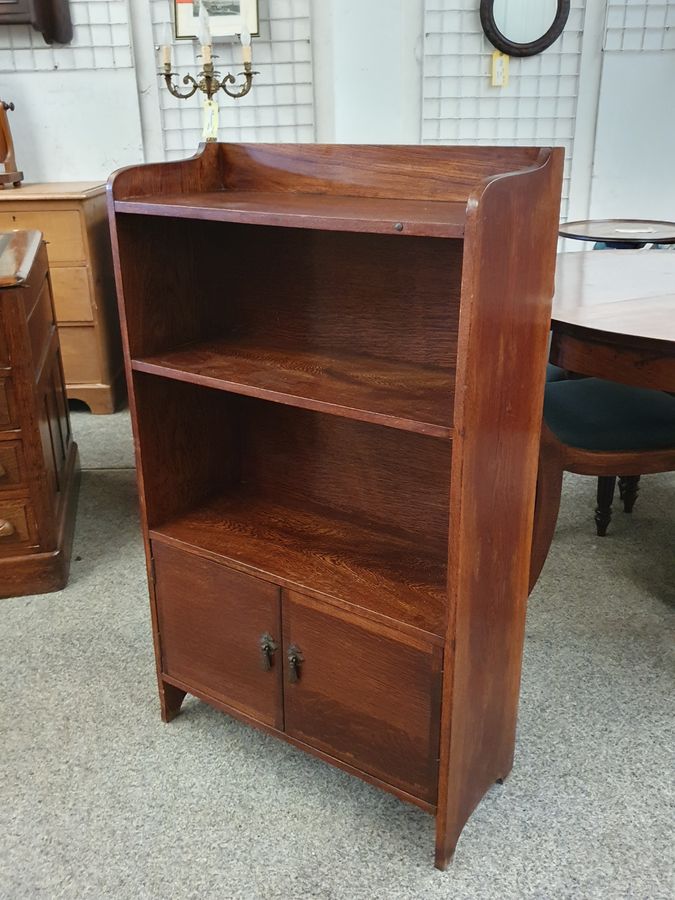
[107,143,563,868]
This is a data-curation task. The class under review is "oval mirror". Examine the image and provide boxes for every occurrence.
[480,0,570,57]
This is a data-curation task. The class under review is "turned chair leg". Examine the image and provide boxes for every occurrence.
[595,476,616,536]
[618,475,640,513]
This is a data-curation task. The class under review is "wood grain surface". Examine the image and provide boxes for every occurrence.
[283,589,442,803]
[108,142,563,869]
[133,339,454,438]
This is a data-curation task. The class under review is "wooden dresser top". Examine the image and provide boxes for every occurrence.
[0,182,105,201]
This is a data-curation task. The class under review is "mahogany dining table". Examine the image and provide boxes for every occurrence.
[550,250,675,391]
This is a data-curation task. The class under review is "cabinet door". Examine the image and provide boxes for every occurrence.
[153,542,283,729]
[282,590,442,804]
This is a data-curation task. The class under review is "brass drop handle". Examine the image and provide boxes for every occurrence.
[287,644,304,683]
[0,519,15,538]
[259,632,278,671]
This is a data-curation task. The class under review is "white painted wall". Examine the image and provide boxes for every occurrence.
[591,50,675,219]
[310,0,423,143]
[0,0,145,182]
[2,69,144,181]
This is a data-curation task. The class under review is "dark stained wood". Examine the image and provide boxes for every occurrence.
[529,424,675,592]
[110,142,548,205]
[618,475,640,513]
[0,231,80,598]
[114,217,460,365]
[133,339,454,438]
[551,328,675,393]
[150,490,447,641]
[0,0,73,44]
[153,541,283,729]
[239,402,451,545]
[108,143,563,869]
[282,589,443,803]
[435,146,564,868]
[115,191,470,238]
[552,252,675,385]
[595,474,616,537]
[131,374,240,529]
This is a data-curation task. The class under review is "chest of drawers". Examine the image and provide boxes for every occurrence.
[0,230,80,598]
[0,183,123,414]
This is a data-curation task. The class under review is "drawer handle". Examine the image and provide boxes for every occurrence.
[0,518,15,538]
[259,632,278,671]
[287,644,304,684]
[0,463,6,478]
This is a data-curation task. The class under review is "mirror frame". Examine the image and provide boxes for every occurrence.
[480,0,570,57]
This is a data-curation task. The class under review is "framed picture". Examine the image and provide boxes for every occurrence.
[174,0,259,40]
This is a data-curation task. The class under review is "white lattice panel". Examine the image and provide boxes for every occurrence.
[604,0,675,51]
[422,0,586,218]
[152,0,314,156]
[0,0,132,71]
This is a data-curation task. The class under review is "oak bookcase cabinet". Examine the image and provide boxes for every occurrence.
[108,143,563,868]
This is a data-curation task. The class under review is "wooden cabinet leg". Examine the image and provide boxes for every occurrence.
[160,681,186,722]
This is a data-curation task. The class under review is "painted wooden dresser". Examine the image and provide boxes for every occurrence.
[0,183,123,413]
[0,230,79,597]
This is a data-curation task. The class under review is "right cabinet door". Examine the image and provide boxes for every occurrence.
[153,542,283,729]
[282,590,442,804]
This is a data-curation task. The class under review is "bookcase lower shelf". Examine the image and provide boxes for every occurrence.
[150,491,447,639]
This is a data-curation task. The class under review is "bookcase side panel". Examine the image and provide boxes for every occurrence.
[436,149,564,868]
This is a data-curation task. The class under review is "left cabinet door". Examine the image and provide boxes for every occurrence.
[152,542,283,729]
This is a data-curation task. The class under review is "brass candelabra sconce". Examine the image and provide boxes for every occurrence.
[158,11,257,141]
[162,58,257,102]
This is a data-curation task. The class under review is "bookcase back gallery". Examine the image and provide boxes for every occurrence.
[107,142,563,869]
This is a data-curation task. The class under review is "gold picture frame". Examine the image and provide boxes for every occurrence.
[174,0,260,40]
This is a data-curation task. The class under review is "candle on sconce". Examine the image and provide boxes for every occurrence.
[198,5,213,65]
[240,23,252,65]
[159,23,171,68]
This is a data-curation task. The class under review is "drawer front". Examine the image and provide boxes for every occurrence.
[0,498,37,554]
[0,210,85,262]
[153,542,283,728]
[58,325,101,384]
[282,590,442,804]
[0,440,26,489]
[0,377,14,428]
[50,266,93,323]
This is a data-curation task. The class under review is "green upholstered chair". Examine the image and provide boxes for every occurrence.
[545,363,644,531]
[546,363,566,383]
[529,378,675,591]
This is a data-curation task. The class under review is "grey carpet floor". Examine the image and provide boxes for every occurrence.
[1,408,673,899]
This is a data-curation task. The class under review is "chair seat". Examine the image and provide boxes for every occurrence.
[544,378,675,452]
[546,364,566,382]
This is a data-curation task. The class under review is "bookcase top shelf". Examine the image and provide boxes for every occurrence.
[114,191,468,238]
